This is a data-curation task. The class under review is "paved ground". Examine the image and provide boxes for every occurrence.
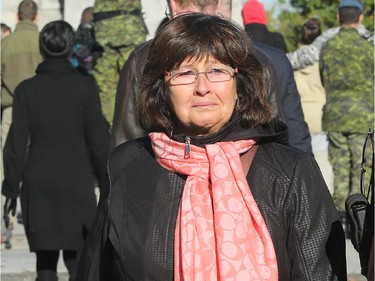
[0,219,368,281]
[1,221,67,280]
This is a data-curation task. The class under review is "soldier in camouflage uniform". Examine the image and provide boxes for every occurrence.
[319,0,374,222]
[287,23,373,70]
[93,0,147,125]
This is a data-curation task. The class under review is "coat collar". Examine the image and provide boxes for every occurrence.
[14,20,39,32]
[170,118,289,148]
[244,23,269,33]
[36,58,77,74]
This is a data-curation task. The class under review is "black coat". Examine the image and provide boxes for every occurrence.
[77,119,347,281]
[2,58,110,251]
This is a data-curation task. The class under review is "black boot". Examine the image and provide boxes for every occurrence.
[36,270,58,281]
[339,211,351,239]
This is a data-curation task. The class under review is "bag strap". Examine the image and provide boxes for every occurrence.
[241,145,258,175]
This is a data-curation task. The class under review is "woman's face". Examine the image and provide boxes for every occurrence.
[165,57,237,136]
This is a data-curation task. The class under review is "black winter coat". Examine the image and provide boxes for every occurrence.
[77,119,347,281]
[2,58,110,251]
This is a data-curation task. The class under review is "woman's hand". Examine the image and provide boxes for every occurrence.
[3,198,17,228]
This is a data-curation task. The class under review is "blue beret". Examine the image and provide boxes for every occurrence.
[339,0,364,12]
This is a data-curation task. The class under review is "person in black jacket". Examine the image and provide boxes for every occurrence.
[2,20,110,281]
[77,14,346,281]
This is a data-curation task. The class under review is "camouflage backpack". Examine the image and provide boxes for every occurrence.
[93,0,148,124]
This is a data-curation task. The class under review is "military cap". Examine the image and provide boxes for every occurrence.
[339,0,364,12]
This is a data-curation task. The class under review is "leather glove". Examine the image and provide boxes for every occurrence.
[3,198,16,228]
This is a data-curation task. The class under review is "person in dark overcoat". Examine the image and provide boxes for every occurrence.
[2,20,110,281]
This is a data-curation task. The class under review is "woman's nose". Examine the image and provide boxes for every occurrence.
[195,73,210,96]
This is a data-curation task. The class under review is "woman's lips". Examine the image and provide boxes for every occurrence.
[192,102,216,108]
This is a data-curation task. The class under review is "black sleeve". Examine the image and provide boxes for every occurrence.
[278,55,312,154]
[76,195,113,281]
[275,32,288,53]
[83,78,110,193]
[2,83,30,199]
[287,154,347,280]
[254,42,312,154]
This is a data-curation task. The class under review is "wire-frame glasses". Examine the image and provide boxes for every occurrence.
[165,67,238,86]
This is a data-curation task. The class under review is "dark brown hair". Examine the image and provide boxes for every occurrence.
[300,18,321,45]
[137,13,272,133]
[339,6,362,25]
[39,21,74,59]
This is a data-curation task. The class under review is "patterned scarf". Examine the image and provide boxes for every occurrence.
[150,132,278,281]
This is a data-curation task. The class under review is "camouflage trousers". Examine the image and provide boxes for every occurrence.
[328,132,372,211]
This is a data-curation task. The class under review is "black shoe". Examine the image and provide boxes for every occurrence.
[5,240,11,249]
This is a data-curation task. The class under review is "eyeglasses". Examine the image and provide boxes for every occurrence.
[165,67,238,85]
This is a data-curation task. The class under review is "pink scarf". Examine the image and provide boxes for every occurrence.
[150,132,278,281]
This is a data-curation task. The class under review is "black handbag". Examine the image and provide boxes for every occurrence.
[346,193,370,252]
[345,130,374,277]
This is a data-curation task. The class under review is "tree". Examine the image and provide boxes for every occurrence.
[269,0,374,51]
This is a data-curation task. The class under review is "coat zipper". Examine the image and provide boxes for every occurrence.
[184,136,191,159]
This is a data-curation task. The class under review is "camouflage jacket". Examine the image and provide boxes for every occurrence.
[287,24,374,70]
[319,27,374,133]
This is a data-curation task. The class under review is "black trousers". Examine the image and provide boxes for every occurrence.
[36,250,80,281]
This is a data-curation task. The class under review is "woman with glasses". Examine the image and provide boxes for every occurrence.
[77,13,346,281]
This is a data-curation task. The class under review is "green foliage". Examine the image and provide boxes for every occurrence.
[268,0,374,51]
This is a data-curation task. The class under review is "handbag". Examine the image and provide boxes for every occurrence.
[345,130,374,277]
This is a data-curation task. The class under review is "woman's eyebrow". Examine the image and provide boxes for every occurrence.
[178,62,227,69]
[178,63,195,69]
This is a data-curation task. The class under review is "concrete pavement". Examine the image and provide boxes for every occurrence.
[0,219,368,281]
[1,222,68,281]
